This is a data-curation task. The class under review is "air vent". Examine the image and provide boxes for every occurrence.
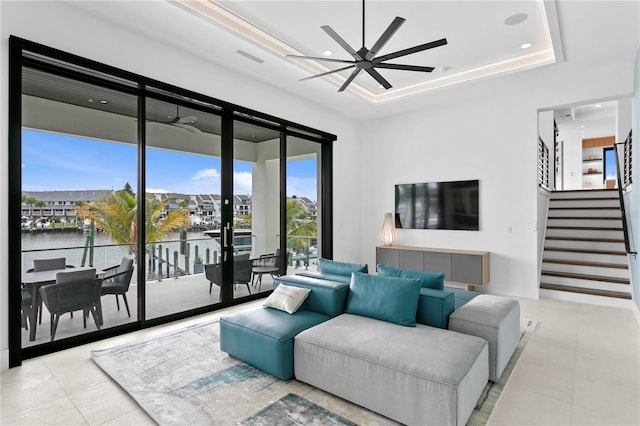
[235,50,264,64]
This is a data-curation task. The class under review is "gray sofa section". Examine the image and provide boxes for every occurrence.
[295,313,489,426]
[449,295,520,381]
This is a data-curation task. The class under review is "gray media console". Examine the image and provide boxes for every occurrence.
[376,245,490,290]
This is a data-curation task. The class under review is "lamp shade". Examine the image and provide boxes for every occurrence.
[378,213,399,246]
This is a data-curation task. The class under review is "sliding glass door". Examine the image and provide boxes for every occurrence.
[9,36,335,367]
[144,97,223,318]
[232,121,281,298]
[286,137,321,273]
[20,65,139,347]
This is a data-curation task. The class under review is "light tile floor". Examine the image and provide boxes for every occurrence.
[2,297,639,425]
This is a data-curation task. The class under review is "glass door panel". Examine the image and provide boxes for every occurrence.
[286,137,321,274]
[20,66,138,347]
[145,97,222,318]
[233,121,281,298]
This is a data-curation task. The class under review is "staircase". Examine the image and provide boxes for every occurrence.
[540,189,632,305]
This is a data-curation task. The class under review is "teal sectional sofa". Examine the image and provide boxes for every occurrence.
[220,259,482,380]
[219,259,518,425]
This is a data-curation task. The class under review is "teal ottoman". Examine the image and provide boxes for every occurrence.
[220,274,350,380]
[220,307,329,380]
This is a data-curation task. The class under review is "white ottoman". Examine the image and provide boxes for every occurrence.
[448,295,520,381]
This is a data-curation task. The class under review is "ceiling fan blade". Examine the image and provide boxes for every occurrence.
[374,63,435,72]
[300,65,356,81]
[178,115,198,124]
[338,68,362,92]
[182,124,202,134]
[287,55,356,64]
[373,38,448,63]
[366,16,406,60]
[321,25,363,61]
[365,67,392,89]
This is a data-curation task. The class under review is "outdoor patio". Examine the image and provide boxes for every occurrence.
[22,265,312,348]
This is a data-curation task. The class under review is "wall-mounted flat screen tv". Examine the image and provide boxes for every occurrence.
[395,180,479,230]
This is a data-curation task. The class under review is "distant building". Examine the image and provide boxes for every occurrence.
[22,190,113,220]
[22,190,316,225]
[289,195,317,217]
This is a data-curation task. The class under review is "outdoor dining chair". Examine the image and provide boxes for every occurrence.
[204,253,252,301]
[27,257,75,324]
[39,268,102,341]
[100,256,134,318]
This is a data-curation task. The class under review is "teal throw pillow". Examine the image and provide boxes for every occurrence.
[319,258,368,277]
[345,272,420,327]
[376,263,403,277]
[377,264,444,290]
[399,269,445,291]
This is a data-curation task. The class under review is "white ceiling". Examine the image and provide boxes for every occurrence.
[66,1,639,121]
[555,100,617,142]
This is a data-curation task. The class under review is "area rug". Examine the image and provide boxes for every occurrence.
[92,318,537,425]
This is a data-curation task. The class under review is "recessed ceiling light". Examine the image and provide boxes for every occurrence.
[378,84,384,89]
[505,13,528,26]
[99,99,108,104]
[323,50,333,56]
[520,42,533,49]
[581,125,585,128]
[88,98,94,103]
[595,104,602,108]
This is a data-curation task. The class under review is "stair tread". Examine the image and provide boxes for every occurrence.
[547,226,623,231]
[549,206,620,210]
[541,270,630,284]
[542,258,628,269]
[549,197,619,202]
[543,247,627,256]
[545,236,624,243]
[547,216,621,220]
[551,190,617,193]
[540,283,632,300]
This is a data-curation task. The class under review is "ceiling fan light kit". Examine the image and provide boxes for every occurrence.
[288,0,447,92]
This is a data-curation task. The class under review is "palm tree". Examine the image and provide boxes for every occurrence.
[286,199,317,255]
[21,194,45,225]
[76,189,191,259]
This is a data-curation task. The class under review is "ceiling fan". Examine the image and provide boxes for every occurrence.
[165,105,201,134]
[288,0,447,92]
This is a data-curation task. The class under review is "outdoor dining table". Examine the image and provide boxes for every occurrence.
[21,267,105,341]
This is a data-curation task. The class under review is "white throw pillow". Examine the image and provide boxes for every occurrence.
[263,284,311,314]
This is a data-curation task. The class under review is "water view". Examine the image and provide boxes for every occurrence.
[22,230,222,283]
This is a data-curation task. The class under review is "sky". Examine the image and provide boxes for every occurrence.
[22,130,318,201]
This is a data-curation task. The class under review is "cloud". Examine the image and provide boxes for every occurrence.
[192,168,221,182]
[234,171,252,195]
[146,188,169,194]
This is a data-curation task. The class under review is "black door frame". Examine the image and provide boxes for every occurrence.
[8,36,335,367]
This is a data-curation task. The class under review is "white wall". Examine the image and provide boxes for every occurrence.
[359,59,635,299]
[0,1,361,369]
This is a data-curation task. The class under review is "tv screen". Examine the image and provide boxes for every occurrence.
[395,180,479,230]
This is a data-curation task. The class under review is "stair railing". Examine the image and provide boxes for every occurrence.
[614,131,636,256]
